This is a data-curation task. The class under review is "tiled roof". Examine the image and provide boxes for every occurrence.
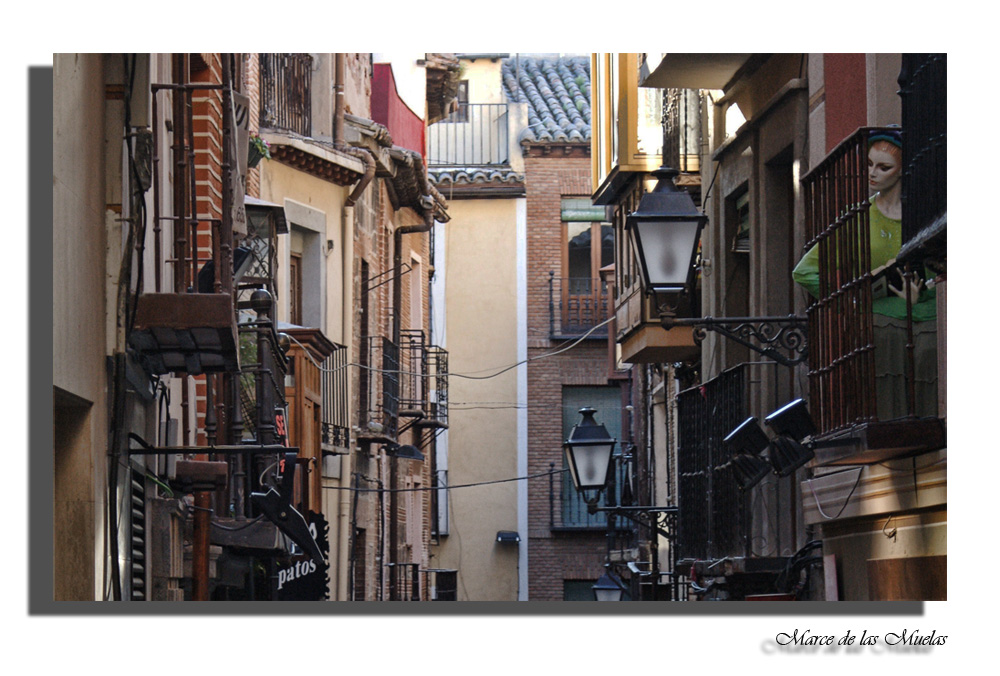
[501,56,591,144]
[430,167,525,186]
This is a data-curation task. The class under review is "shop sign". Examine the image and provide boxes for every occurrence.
[275,511,330,601]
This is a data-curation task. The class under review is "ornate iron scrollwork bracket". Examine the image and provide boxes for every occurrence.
[663,313,808,367]
[589,505,678,541]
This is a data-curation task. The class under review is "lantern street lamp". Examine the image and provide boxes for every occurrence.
[593,569,627,602]
[625,166,807,367]
[625,166,707,308]
[563,407,617,508]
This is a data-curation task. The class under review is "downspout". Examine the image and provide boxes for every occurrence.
[334,51,378,600]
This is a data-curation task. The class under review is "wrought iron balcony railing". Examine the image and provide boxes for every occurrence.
[675,363,754,562]
[387,562,420,601]
[399,330,427,417]
[259,53,313,137]
[321,343,350,451]
[425,346,449,429]
[397,330,449,429]
[548,459,632,531]
[427,103,509,167]
[898,54,946,253]
[548,274,611,339]
[358,335,399,442]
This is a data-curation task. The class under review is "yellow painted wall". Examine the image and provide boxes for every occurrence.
[434,197,522,600]
[260,161,349,345]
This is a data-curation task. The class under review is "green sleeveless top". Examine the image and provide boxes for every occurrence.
[792,199,936,322]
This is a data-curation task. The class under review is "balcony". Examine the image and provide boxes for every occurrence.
[259,53,312,137]
[548,275,611,340]
[801,127,945,465]
[398,330,449,430]
[548,457,632,532]
[321,343,351,451]
[427,103,509,167]
[676,364,752,562]
[387,562,420,601]
[357,335,399,444]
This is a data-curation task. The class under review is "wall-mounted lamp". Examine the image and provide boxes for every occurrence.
[625,166,807,367]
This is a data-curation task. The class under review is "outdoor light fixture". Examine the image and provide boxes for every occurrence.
[197,246,254,293]
[385,443,425,462]
[563,407,617,506]
[724,417,772,490]
[723,401,818,485]
[245,195,289,235]
[592,569,627,602]
[625,167,807,367]
[625,166,707,309]
[764,399,816,477]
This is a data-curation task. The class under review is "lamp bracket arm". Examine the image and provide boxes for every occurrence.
[590,505,677,540]
[669,315,808,367]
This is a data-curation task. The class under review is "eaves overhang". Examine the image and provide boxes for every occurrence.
[259,130,367,186]
[640,53,758,91]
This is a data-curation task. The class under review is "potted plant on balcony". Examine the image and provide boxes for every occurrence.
[248,132,271,169]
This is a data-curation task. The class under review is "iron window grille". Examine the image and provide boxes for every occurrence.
[359,336,399,440]
[675,364,753,562]
[259,53,313,137]
[321,343,351,451]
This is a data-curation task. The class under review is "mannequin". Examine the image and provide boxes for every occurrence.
[793,129,937,419]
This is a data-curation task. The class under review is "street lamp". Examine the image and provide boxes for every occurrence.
[563,407,617,507]
[625,166,707,309]
[564,406,680,601]
[625,166,807,367]
[592,569,627,602]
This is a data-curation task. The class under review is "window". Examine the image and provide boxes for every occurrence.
[289,253,302,325]
[562,198,613,304]
[563,579,598,601]
[446,80,469,122]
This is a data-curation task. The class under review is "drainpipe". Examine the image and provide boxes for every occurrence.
[334,52,380,600]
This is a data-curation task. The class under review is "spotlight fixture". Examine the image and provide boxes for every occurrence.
[767,436,814,477]
[764,399,817,476]
[724,416,770,456]
[724,416,771,489]
[764,398,816,441]
[731,453,772,490]
[385,443,425,462]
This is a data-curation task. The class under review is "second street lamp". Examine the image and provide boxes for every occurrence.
[563,407,617,508]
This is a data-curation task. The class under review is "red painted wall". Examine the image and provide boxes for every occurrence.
[371,63,425,156]
[824,53,867,153]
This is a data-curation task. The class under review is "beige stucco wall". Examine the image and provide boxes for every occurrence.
[53,53,112,600]
[433,198,522,600]
[54,54,109,401]
[259,161,350,345]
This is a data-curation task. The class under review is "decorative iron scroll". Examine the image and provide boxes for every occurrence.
[668,315,808,367]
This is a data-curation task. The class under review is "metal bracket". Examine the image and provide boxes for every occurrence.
[589,505,678,541]
[665,315,808,367]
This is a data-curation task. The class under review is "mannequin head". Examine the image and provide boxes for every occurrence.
[867,130,903,195]
[868,141,902,193]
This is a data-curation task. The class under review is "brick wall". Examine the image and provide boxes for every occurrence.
[523,148,619,601]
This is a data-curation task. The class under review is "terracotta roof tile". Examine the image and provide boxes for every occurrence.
[502,56,590,144]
